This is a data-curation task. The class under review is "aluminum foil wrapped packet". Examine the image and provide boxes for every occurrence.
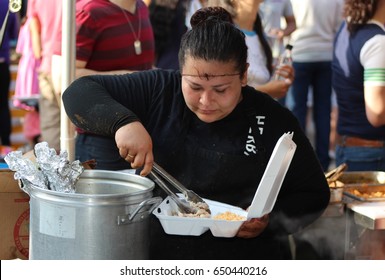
[4,150,48,193]
[5,142,84,193]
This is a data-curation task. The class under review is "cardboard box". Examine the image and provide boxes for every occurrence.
[0,169,29,260]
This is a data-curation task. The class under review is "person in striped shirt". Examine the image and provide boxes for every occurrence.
[332,0,385,171]
[71,0,155,169]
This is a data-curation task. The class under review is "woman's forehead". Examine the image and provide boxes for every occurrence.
[182,57,239,78]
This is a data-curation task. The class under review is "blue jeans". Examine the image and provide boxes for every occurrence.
[76,133,132,171]
[287,61,332,171]
[335,145,385,171]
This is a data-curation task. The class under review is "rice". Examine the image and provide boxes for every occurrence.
[213,211,246,221]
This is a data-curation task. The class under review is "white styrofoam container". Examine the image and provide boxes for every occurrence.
[153,132,296,238]
[152,196,247,238]
[247,132,296,218]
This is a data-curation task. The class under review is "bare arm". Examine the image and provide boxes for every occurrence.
[283,15,296,37]
[365,85,385,127]
[268,15,296,40]
[29,16,41,59]
[255,80,291,99]
[255,64,295,99]
[142,0,151,6]
[75,59,136,78]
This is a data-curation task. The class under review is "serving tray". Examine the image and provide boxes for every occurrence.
[344,185,385,202]
[339,171,385,186]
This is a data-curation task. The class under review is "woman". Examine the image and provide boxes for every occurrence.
[332,0,385,171]
[63,7,329,260]
[289,0,344,172]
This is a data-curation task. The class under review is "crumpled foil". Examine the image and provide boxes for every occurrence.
[4,142,84,193]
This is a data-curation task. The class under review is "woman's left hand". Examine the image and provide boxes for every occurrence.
[236,214,269,238]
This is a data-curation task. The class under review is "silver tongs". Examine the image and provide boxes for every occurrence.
[325,163,348,184]
[149,162,210,215]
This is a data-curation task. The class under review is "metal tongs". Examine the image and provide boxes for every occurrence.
[325,163,348,185]
[149,162,210,215]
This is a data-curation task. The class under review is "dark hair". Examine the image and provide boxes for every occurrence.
[178,6,248,78]
[344,0,378,33]
[253,14,273,75]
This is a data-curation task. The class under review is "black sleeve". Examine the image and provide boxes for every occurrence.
[62,70,173,137]
[261,103,330,237]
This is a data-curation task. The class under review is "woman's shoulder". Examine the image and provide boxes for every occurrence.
[242,86,298,122]
[243,86,281,107]
[136,68,181,85]
[130,69,183,101]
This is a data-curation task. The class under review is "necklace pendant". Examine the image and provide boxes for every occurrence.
[134,40,142,55]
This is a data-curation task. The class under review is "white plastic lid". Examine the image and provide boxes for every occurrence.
[247,132,297,218]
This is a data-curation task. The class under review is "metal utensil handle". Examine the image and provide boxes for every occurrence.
[149,171,195,214]
[152,162,188,195]
[325,163,347,182]
[117,196,163,225]
[149,170,179,199]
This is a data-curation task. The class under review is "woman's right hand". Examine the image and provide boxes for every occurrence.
[115,121,154,176]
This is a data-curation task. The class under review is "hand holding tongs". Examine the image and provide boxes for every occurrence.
[149,162,210,215]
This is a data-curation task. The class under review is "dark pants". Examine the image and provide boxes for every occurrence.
[0,62,11,146]
[287,61,332,171]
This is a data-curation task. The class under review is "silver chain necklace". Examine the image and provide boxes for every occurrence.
[119,6,142,55]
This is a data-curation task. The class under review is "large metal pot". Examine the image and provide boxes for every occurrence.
[25,170,161,260]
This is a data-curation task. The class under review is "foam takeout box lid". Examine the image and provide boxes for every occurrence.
[247,132,296,218]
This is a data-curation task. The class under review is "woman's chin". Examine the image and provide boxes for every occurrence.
[196,113,223,123]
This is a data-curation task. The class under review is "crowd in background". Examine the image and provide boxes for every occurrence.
[1,0,385,172]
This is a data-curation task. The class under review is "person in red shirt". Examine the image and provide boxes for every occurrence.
[71,0,155,168]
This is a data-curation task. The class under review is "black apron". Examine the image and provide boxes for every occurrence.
[149,104,291,259]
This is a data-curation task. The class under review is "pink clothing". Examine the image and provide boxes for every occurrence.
[27,0,62,74]
[14,18,41,110]
[23,110,41,140]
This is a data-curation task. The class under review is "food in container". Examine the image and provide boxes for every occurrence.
[153,196,247,237]
[338,171,385,202]
[344,185,385,201]
[213,211,246,221]
[325,164,347,203]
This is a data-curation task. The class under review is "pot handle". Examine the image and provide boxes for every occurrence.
[117,196,163,225]
[18,179,31,195]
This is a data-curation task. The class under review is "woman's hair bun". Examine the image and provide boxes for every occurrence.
[190,6,233,28]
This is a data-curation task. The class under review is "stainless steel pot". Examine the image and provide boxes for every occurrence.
[25,170,161,260]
